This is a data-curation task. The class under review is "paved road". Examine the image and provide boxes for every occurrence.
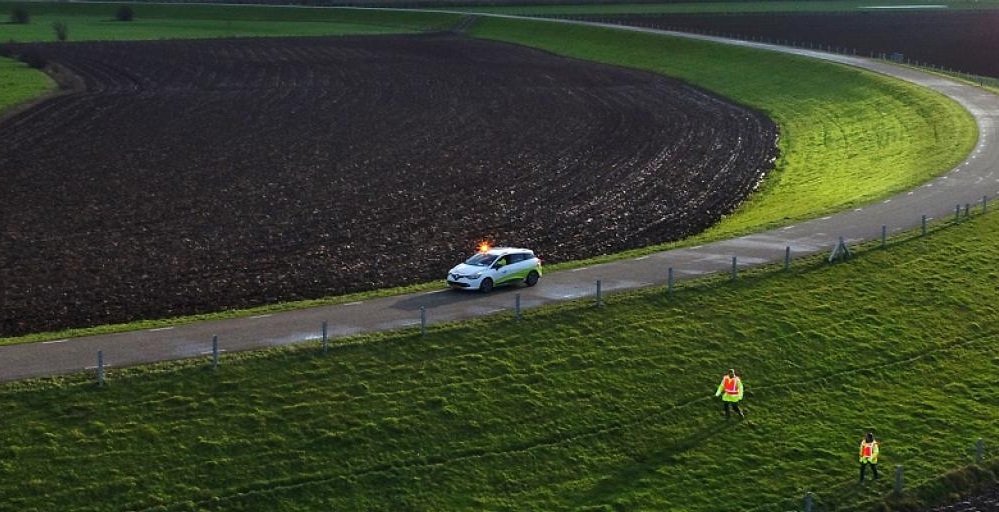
[2,24,997,382]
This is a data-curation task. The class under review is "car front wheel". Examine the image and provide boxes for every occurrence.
[525,271,539,287]
[479,278,494,293]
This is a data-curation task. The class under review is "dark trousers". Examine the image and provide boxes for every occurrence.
[860,461,878,481]
[723,401,743,418]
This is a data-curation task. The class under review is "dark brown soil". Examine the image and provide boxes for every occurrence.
[0,34,777,337]
[597,11,999,78]
[930,486,999,511]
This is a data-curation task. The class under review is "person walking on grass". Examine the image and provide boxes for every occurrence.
[859,432,880,482]
[715,368,745,419]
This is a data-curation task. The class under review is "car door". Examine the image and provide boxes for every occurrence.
[493,254,516,285]
[500,253,527,285]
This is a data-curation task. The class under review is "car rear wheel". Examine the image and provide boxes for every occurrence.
[479,278,494,293]
[525,271,539,287]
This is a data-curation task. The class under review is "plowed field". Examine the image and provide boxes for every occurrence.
[932,487,999,512]
[0,34,777,337]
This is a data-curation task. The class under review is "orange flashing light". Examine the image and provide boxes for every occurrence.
[477,241,491,253]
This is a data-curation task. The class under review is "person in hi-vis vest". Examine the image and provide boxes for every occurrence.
[714,369,744,418]
[859,432,880,482]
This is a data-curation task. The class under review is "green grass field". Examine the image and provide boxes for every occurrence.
[2,202,997,511]
[0,56,53,114]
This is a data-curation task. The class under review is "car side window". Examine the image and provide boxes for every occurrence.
[508,253,523,264]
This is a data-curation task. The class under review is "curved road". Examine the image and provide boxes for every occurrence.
[1,23,997,382]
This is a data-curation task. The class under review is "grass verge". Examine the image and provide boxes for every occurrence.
[0,56,54,115]
[1,183,997,511]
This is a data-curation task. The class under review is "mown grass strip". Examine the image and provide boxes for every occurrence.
[1,187,997,511]
[0,57,54,115]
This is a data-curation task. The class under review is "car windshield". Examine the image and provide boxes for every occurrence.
[464,253,498,267]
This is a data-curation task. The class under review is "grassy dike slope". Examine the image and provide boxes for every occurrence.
[471,17,976,244]
[0,58,53,115]
[2,205,998,511]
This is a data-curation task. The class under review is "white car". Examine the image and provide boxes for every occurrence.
[447,246,543,292]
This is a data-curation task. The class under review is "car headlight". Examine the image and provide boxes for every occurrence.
[470,272,482,279]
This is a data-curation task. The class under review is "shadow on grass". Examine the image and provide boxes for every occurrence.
[575,417,739,508]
